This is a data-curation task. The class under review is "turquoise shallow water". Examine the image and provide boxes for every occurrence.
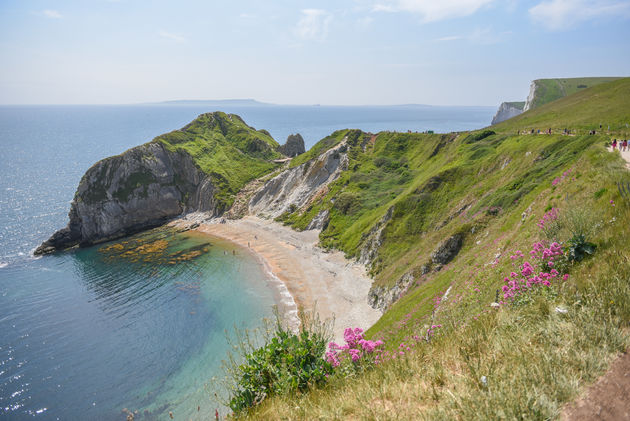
[0,104,493,420]
[1,229,275,420]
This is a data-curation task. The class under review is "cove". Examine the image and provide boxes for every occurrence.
[0,227,275,420]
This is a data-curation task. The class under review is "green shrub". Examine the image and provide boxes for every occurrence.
[566,234,597,262]
[334,192,360,215]
[223,311,333,415]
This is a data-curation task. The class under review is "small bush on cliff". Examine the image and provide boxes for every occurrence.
[334,192,360,215]
[222,310,333,415]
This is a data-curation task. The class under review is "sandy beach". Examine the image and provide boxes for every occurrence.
[177,216,382,342]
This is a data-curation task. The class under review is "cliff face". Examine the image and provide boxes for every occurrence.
[35,112,282,255]
[249,139,348,220]
[491,102,525,125]
[35,142,217,254]
[523,81,538,112]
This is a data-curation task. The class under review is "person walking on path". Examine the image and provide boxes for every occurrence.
[612,139,618,150]
[623,139,628,152]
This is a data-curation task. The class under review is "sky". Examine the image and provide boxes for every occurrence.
[1,0,629,106]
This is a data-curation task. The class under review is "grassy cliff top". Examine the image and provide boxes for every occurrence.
[493,77,630,134]
[504,101,525,110]
[156,111,283,207]
[526,77,623,110]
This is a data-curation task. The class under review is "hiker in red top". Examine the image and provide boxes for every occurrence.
[612,139,617,150]
[623,139,628,152]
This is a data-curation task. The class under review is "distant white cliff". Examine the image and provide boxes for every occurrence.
[491,101,525,125]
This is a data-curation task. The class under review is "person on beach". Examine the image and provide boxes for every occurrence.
[612,139,617,150]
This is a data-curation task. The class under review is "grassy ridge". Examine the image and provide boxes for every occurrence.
[494,77,630,135]
[241,78,630,419]
[157,111,283,209]
[526,77,622,110]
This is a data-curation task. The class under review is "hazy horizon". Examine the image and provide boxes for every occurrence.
[0,98,501,107]
[1,1,629,106]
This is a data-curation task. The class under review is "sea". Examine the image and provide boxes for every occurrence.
[0,103,494,420]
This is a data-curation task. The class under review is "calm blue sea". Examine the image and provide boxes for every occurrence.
[0,103,494,420]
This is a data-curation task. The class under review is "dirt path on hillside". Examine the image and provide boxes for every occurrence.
[561,352,630,420]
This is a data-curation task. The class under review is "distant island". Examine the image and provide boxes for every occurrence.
[156,98,273,106]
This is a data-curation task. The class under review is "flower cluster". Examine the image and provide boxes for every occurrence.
[502,241,567,300]
[537,208,558,230]
[530,241,563,267]
[426,324,442,340]
[325,327,384,367]
[551,169,573,187]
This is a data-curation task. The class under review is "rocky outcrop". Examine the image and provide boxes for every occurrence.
[368,271,415,311]
[358,206,394,267]
[248,141,348,219]
[278,134,306,157]
[491,102,525,125]
[430,233,463,266]
[305,209,329,231]
[366,233,464,310]
[35,142,218,255]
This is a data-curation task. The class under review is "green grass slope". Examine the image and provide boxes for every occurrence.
[241,78,630,419]
[494,77,630,134]
[280,79,630,287]
[526,77,622,110]
[156,111,283,208]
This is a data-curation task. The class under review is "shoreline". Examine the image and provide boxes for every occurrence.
[174,215,381,343]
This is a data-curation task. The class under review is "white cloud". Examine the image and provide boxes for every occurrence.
[43,9,62,19]
[529,0,630,30]
[159,30,186,43]
[372,0,495,22]
[295,9,333,40]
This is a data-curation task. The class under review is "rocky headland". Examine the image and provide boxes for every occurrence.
[35,112,308,255]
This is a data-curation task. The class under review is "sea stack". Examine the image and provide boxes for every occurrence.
[278,134,306,157]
